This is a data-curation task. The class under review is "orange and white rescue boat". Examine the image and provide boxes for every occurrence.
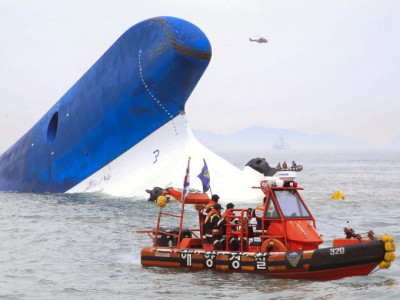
[138,177,395,280]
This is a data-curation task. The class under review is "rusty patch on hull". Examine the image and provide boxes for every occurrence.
[148,17,211,61]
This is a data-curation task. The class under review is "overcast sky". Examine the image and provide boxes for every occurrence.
[0,0,399,151]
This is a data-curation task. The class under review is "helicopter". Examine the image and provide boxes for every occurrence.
[249,37,268,44]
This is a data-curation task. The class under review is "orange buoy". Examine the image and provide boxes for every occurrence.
[261,238,287,252]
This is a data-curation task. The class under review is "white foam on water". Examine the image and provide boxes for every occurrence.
[117,253,141,265]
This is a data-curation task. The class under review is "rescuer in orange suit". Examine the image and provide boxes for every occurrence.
[251,197,270,235]
[221,202,235,219]
[202,194,220,238]
[204,203,224,249]
[203,194,219,221]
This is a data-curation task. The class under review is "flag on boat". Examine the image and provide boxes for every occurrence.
[197,159,210,193]
[181,157,191,201]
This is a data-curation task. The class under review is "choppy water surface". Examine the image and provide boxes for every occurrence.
[0,150,399,299]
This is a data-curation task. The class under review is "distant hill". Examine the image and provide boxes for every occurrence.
[192,126,372,151]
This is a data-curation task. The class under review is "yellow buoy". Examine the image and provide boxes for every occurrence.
[380,235,394,243]
[379,260,391,269]
[157,195,167,208]
[331,190,345,200]
[384,252,396,262]
[385,242,396,252]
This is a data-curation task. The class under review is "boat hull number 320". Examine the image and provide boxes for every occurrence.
[330,247,345,255]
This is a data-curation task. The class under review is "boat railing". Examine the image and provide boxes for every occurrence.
[153,205,184,247]
[259,234,286,240]
[159,211,182,218]
[136,229,156,242]
[225,209,251,251]
[137,229,180,245]
[188,228,201,239]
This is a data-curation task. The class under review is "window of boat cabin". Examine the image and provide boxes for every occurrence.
[273,190,311,218]
[265,194,279,219]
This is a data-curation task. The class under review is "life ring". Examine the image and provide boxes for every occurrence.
[261,238,287,252]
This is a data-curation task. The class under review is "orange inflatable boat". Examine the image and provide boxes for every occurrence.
[138,179,395,280]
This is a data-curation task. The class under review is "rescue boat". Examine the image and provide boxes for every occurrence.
[138,175,395,280]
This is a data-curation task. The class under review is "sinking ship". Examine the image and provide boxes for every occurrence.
[0,17,267,201]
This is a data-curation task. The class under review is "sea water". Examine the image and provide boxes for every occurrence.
[0,149,399,299]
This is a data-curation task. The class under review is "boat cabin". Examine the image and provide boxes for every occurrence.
[253,179,323,251]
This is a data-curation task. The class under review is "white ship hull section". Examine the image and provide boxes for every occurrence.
[68,114,264,202]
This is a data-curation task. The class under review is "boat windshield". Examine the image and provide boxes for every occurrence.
[265,195,279,218]
[274,190,311,218]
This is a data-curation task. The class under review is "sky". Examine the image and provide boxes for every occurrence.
[0,0,399,151]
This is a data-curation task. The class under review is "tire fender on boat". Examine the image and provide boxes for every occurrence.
[261,238,287,252]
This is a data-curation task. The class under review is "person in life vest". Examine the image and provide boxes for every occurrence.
[219,203,240,250]
[204,203,224,250]
[221,202,235,219]
[251,197,270,235]
[203,194,220,221]
[282,161,288,170]
[202,194,220,238]
[266,198,278,218]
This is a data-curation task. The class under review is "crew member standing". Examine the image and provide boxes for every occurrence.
[220,203,240,250]
[203,194,220,221]
[252,197,270,235]
[222,202,235,219]
[204,203,224,250]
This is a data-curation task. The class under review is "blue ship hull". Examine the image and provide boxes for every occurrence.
[0,17,211,193]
